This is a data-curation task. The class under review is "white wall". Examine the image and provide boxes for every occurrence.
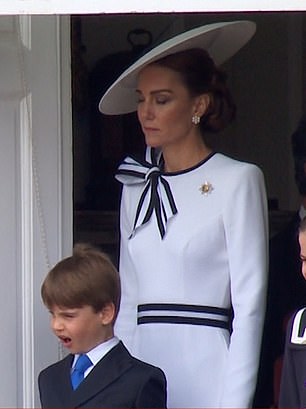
[0,99,19,407]
[0,15,72,407]
[1,0,306,13]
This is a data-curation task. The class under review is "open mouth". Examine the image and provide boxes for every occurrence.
[59,336,72,347]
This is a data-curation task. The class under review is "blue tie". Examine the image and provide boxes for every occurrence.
[71,354,92,390]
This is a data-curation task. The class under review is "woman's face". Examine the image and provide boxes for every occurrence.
[136,64,200,150]
[299,230,306,280]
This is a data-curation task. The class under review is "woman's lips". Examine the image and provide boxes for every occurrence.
[143,127,159,134]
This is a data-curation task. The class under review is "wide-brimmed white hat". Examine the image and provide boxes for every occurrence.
[99,20,256,115]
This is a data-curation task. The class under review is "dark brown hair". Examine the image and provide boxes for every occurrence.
[291,117,306,196]
[41,243,121,320]
[152,48,236,133]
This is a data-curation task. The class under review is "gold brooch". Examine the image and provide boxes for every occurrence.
[199,181,213,195]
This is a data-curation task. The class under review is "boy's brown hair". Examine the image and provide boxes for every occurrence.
[41,243,121,320]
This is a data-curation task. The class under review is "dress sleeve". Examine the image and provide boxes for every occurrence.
[221,164,269,407]
[114,185,138,350]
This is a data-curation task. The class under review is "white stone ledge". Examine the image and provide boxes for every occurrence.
[0,0,306,15]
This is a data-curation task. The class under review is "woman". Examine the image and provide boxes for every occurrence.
[279,216,306,408]
[99,21,268,408]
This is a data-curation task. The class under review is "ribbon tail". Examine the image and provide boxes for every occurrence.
[129,182,151,238]
[160,177,178,216]
[152,178,166,239]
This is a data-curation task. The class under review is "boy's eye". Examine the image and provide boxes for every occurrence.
[62,311,78,318]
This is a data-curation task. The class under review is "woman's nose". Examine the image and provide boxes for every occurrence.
[138,101,154,120]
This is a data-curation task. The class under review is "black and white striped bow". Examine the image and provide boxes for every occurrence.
[115,148,178,239]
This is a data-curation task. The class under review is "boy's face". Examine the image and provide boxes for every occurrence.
[49,304,114,354]
[299,230,306,280]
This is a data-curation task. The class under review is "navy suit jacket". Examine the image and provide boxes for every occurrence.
[279,308,306,408]
[38,341,167,408]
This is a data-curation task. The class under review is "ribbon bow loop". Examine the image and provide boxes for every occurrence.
[115,148,178,239]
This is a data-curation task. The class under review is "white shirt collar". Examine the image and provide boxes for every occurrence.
[72,336,119,369]
[87,336,119,366]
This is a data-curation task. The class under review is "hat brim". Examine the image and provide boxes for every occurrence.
[99,20,256,115]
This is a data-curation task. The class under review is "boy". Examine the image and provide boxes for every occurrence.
[38,243,167,408]
[279,216,306,407]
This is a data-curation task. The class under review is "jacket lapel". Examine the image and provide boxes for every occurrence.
[71,341,133,407]
[51,354,75,406]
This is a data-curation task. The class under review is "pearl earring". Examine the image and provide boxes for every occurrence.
[192,114,201,125]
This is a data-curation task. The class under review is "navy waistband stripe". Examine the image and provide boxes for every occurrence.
[137,303,230,317]
[137,315,230,330]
